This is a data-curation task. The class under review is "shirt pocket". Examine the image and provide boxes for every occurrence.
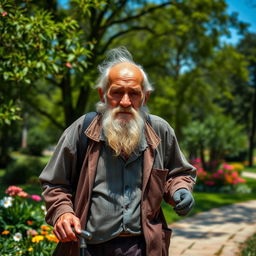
[146,168,168,218]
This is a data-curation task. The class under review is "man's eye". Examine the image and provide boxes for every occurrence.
[130,92,140,96]
[113,91,122,95]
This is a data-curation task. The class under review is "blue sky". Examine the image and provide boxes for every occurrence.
[224,0,256,44]
[58,0,256,44]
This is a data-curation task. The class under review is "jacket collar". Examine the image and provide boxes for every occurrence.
[85,114,160,149]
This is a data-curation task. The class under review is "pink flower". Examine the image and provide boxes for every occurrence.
[231,171,238,178]
[217,169,223,174]
[17,191,29,198]
[223,163,234,170]
[212,173,219,178]
[205,181,215,186]
[5,186,23,196]
[1,11,8,16]
[65,62,72,68]
[27,229,38,236]
[31,195,42,201]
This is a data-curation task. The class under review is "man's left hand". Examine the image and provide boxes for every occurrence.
[173,188,195,216]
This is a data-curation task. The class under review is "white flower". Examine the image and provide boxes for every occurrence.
[13,232,22,242]
[0,197,14,208]
[41,205,47,215]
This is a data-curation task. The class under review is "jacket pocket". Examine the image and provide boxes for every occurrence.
[146,168,168,217]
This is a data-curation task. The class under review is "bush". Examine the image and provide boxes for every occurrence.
[0,186,57,255]
[27,129,49,156]
[192,158,247,193]
[240,233,256,256]
[3,156,45,185]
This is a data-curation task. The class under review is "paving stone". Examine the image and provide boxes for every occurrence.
[168,200,256,256]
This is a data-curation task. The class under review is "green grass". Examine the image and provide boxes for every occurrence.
[244,165,256,173]
[163,177,256,224]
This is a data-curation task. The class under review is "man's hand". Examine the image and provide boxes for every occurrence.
[173,188,195,216]
[53,213,81,242]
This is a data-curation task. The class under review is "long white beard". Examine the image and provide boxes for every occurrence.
[101,106,144,157]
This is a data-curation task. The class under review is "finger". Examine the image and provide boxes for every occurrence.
[175,199,195,216]
[73,218,81,234]
[63,220,78,241]
[173,192,181,203]
[53,228,62,241]
[54,223,68,241]
[175,195,192,210]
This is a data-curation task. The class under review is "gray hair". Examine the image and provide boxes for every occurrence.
[95,46,153,93]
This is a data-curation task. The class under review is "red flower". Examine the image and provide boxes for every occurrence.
[1,11,8,16]
[65,62,72,68]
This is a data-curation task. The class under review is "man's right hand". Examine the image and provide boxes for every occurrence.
[53,213,81,242]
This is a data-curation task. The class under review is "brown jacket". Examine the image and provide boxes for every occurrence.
[39,114,196,256]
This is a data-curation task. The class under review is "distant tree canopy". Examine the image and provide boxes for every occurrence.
[0,0,255,167]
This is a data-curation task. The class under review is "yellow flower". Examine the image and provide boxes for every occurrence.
[28,247,33,252]
[32,235,44,243]
[45,234,59,243]
[40,225,51,231]
[1,230,10,235]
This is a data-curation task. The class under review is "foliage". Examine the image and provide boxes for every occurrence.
[0,0,92,127]
[26,128,50,156]
[192,158,249,193]
[114,0,249,138]
[240,233,256,256]
[3,156,45,185]
[182,114,247,171]
[0,186,57,255]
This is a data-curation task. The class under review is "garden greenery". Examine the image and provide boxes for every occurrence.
[0,186,57,255]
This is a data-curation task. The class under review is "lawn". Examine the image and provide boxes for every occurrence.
[162,177,256,224]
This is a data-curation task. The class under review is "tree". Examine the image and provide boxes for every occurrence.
[113,0,249,139]
[182,114,247,172]
[236,33,256,166]
[0,0,92,166]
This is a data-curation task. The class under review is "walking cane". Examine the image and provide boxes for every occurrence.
[73,228,92,256]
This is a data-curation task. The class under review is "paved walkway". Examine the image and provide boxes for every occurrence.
[169,171,256,256]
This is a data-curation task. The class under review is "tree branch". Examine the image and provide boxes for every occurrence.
[102,1,172,28]
[27,101,65,130]
[100,26,155,55]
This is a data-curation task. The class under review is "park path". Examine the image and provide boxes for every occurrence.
[168,171,256,256]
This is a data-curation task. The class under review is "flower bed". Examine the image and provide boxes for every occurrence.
[192,159,250,193]
[0,186,58,255]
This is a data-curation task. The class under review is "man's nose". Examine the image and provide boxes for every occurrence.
[120,93,131,108]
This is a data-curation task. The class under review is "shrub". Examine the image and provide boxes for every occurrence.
[240,233,256,256]
[27,129,49,156]
[0,186,57,255]
[192,158,247,192]
[3,156,45,185]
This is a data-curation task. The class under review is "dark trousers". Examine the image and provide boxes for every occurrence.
[85,236,146,256]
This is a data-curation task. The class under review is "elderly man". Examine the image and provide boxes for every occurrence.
[39,47,196,256]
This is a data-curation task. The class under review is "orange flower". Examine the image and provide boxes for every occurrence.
[45,234,59,243]
[40,225,51,231]
[41,231,49,235]
[27,220,33,225]
[2,230,10,235]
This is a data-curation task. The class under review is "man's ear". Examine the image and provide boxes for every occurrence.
[143,91,150,105]
[98,88,105,103]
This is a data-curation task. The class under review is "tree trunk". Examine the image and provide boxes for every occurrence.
[249,85,256,167]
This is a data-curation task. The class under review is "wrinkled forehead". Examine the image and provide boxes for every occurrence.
[108,62,144,85]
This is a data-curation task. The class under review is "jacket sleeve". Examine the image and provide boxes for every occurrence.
[162,125,196,206]
[39,116,84,226]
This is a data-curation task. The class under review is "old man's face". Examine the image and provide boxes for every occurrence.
[98,62,149,156]
[99,62,147,122]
